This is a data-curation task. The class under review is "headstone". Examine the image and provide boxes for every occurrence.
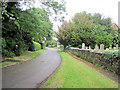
[109,47,112,49]
[114,47,116,50]
[94,44,99,50]
[100,44,104,50]
[89,46,91,50]
[86,47,88,49]
[116,44,118,50]
[82,43,85,49]
[106,48,109,51]
[109,45,112,49]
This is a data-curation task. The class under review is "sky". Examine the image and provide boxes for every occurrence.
[33,0,119,31]
[65,0,119,24]
[52,0,119,31]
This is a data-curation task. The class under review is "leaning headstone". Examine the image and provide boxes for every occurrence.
[94,44,99,50]
[106,48,109,51]
[82,43,85,49]
[116,44,118,50]
[100,44,104,50]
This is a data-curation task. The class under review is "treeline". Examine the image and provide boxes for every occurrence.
[2,0,66,57]
[56,11,118,49]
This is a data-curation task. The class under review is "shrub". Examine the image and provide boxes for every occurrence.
[33,41,41,51]
[67,49,119,75]
[2,38,6,49]
[78,45,82,49]
[2,49,15,57]
[104,51,119,65]
[66,45,72,49]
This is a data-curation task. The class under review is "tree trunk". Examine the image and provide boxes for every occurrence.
[64,45,66,50]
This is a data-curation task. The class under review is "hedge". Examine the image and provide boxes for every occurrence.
[33,41,41,51]
[67,48,119,75]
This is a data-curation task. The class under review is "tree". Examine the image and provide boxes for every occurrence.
[56,12,116,49]
[56,21,71,49]
[18,8,53,49]
[69,12,96,48]
[20,0,67,22]
[2,0,66,57]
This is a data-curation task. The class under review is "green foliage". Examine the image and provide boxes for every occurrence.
[2,3,54,57]
[42,43,46,49]
[33,41,41,51]
[41,0,67,22]
[104,51,119,65]
[2,49,15,58]
[57,11,118,49]
[66,45,72,49]
[2,0,66,57]
[2,38,6,48]
[47,39,57,47]
[56,21,72,49]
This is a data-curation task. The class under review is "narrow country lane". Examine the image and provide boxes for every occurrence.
[2,48,61,88]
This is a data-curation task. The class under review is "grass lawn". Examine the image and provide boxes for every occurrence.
[42,51,118,88]
[2,50,44,67]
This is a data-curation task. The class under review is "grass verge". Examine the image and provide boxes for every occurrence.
[42,51,118,88]
[2,50,44,67]
[11,50,44,61]
[2,62,19,66]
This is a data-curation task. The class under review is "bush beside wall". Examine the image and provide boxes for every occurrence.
[67,48,119,75]
[33,41,41,51]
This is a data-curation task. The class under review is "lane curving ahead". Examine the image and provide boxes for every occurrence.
[2,48,61,88]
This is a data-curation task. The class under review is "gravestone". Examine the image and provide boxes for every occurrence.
[106,48,109,51]
[116,44,118,50]
[94,44,99,50]
[114,47,116,50]
[82,43,85,49]
[89,46,91,50]
[109,45,112,49]
[100,44,104,50]
[86,47,88,49]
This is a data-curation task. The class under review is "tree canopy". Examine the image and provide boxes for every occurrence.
[57,12,118,49]
[2,0,66,57]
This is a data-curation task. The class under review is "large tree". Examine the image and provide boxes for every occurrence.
[56,21,71,49]
[2,0,66,57]
[57,12,117,49]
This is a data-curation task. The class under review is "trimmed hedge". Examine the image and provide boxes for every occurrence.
[67,48,119,75]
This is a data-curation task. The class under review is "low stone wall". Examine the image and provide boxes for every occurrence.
[67,48,119,75]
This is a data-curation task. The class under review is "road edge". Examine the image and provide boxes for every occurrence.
[37,49,62,88]
[1,50,45,70]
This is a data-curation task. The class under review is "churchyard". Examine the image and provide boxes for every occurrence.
[80,43,119,52]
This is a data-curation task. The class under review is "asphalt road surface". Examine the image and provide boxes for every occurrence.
[2,48,61,88]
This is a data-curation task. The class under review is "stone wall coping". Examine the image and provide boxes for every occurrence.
[69,47,104,55]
